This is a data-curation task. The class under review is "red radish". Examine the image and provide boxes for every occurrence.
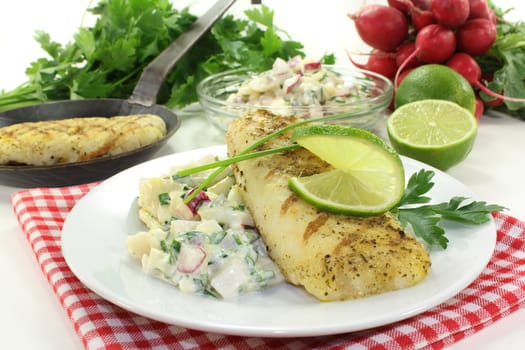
[363,51,398,80]
[177,244,206,273]
[446,53,481,84]
[474,97,484,119]
[395,42,420,69]
[411,8,436,32]
[446,53,525,103]
[348,50,398,80]
[413,0,431,10]
[457,18,497,56]
[430,0,470,27]
[349,5,409,52]
[368,54,398,80]
[414,24,456,63]
[468,0,490,19]
[387,0,414,15]
[394,24,456,87]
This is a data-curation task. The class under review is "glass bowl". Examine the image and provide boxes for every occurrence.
[197,65,393,132]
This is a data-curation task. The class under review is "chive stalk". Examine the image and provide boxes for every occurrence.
[180,113,348,203]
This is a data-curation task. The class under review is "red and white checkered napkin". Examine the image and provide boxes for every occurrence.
[10,184,525,350]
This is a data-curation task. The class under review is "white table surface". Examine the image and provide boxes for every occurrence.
[1,1,524,349]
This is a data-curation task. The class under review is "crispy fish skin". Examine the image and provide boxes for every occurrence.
[226,110,431,301]
[0,114,166,166]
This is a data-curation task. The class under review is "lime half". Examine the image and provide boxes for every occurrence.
[387,99,478,170]
[288,125,405,216]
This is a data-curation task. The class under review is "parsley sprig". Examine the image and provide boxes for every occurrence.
[391,169,506,249]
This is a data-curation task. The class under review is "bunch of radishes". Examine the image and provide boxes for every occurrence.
[348,0,525,118]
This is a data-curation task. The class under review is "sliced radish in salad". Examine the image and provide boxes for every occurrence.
[272,57,292,76]
[283,74,302,94]
[177,243,207,273]
[185,190,210,215]
[303,61,321,70]
[211,257,249,299]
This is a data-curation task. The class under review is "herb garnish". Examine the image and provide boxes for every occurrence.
[390,169,506,249]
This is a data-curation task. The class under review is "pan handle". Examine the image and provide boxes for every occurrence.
[128,0,237,107]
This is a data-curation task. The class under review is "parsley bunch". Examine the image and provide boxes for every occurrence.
[0,0,319,111]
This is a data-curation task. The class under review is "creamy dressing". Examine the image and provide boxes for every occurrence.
[127,155,283,299]
[226,56,362,118]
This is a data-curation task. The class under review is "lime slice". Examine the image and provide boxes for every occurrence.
[387,99,478,170]
[288,125,405,216]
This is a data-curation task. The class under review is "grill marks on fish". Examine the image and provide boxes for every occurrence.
[303,213,329,241]
[226,110,431,301]
[280,194,298,215]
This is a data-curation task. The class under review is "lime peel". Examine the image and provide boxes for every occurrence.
[289,125,405,216]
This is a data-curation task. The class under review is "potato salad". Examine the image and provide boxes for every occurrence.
[226,56,361,118]
[126,155,283,299]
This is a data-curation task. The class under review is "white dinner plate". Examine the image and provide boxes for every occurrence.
[62,145,497,338]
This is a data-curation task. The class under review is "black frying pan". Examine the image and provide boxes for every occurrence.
[0,0,236,188]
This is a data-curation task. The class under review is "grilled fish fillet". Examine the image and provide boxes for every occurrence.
[0,114,166,166]
[226,110,431,301]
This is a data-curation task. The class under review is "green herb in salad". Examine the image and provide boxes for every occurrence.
[0,0,330,112]
[158,192,171,206]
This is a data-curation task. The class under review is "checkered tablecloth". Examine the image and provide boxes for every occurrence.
[10,184,525,350]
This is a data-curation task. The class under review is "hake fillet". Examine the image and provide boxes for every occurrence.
[226,110,431,301]
[0,114,166,166]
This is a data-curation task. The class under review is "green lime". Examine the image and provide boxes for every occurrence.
[395,64,476,115]
[288,125,405,216]
[387,99,478,170]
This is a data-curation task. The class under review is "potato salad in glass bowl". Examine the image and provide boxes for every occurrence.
[197,56,393,132]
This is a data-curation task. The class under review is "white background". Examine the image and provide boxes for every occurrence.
[0,1,524,349]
